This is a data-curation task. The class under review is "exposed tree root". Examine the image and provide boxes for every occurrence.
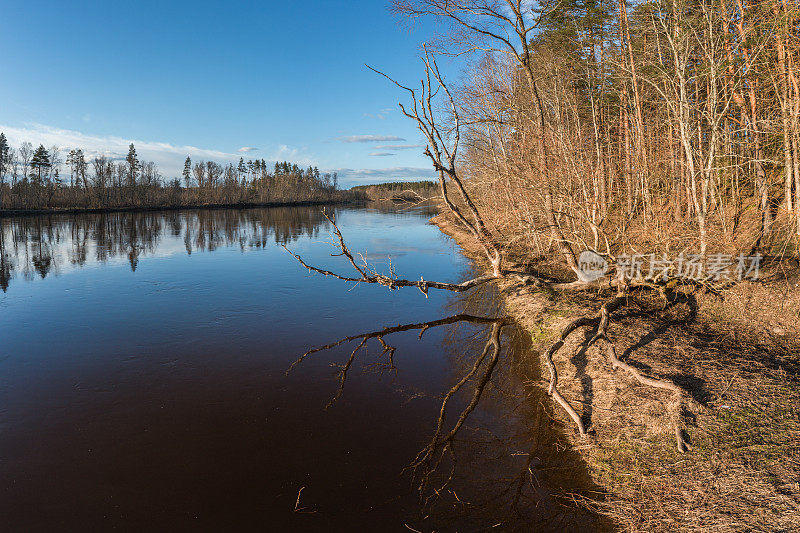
[542,317,598,437]
[542,290,692,452]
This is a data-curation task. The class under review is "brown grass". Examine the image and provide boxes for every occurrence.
[432,212,800,532]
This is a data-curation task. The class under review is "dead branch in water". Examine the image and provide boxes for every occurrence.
[283,49,706,506]
[282,209,638,295]
[282,210,500,297]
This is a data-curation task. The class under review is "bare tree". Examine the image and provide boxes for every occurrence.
[19,142,33,180]
[285,53,697,462]
[48,145,62,185]
[393,0,582,276]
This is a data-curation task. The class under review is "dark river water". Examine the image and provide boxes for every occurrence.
[0,205,606,531]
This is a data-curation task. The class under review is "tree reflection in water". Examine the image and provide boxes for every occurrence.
[0,207,329,292]
[292,267,610,531]
[1,205,610,530]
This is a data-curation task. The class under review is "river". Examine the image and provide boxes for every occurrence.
[0,205,606,531]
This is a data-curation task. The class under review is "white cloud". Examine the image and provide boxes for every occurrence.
[0,123,240,177]
[338,135,406,143]
[0,123,315,177]
[369,152,395,157]
[363,108,394,120]
[270,144,309,164]
[372,144,424,150]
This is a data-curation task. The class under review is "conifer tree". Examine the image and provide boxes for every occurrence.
[238,158,246,182]
[30,145,51,184]
[126,143,140,186]
[183,156,192,187]
[0,133,9,183]
[66,149,77,187]
[75,149,87,188]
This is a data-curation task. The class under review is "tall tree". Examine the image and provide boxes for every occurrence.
[126,143,140,186]
[75,149,87,188]
[238,158,247,183]
[30,145,51,184]
[19,142,33,180]
[183,156,192,187]
[48,145,62,184]
[0,133,9,184]
[66,149,77,187]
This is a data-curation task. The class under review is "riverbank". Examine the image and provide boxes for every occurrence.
[0,198,356,218]
[432,211,800,532]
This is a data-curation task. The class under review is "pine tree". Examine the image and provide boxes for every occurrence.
[0,133,9,183]
[66,149,77,187]
[30,145,51,184]
[183,156,192,187]
[126,143,140,186]
[75,149,87,188]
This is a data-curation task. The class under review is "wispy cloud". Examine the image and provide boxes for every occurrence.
[0,123,428,187]
[237,146,259,153]
[369,152,395,157]
[271,144,303,162]
[338,134,406,143]
[0,123,309,177]
[362,108,393,120]
[372,144,424,150]
[239,145,314,166]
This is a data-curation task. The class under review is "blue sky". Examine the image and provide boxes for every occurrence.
[0,0,445,187]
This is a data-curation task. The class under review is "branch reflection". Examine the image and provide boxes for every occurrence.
[293,277,610,531]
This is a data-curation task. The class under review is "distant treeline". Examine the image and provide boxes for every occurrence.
[0,134,352,212]
[349,180,436,192]
[350,180,438,202]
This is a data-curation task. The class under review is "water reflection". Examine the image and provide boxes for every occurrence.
[296,273,609,531]
[0,205,605,530]
[0,207,330,290]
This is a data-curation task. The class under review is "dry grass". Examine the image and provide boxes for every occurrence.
[432,212,800,532]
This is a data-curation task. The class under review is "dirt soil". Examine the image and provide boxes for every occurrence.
[432,212,800,532]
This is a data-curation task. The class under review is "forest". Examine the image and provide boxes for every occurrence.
[0,137,347,211]
[387,0,800,260]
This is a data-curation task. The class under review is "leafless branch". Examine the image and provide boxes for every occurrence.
[282,209,503,296]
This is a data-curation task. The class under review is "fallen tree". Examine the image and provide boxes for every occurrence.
[284,51,702,473]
